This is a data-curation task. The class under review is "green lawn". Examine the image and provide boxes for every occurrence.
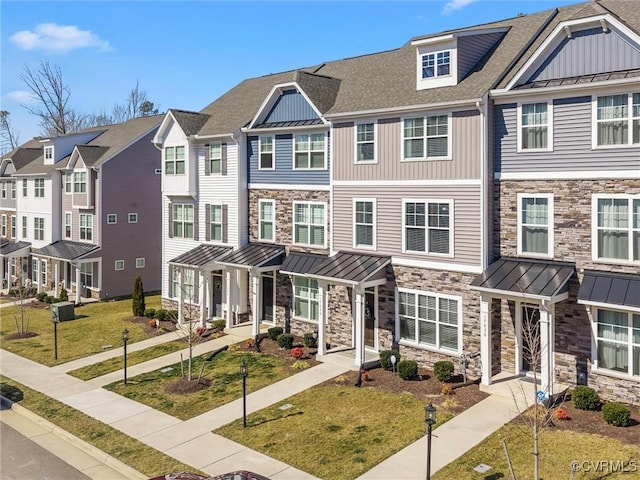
[105,347,298,420]
[215,380,453,480]
[0,376,204,478]
[0,295,163,366]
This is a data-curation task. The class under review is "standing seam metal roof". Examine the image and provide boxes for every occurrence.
[578,270,640,309]
[169,244,232,267]
[32,240,99,261]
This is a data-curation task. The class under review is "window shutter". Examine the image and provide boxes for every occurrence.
[221,143,227,175]
[204,144,210,176]
[222,204,228,244]
[193,205,199,241]
[168,203,173,238]
[205,204,211,241]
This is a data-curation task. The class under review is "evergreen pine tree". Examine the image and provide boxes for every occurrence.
[132,275,145,316]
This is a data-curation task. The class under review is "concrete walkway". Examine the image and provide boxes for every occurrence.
[1,324,533,480]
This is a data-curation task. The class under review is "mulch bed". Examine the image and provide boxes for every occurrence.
[165,377,213,394]
[125,315,179,336]
[238,335,321,369]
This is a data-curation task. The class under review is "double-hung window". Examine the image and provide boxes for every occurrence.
[165,145,185,174]
[258,199,275,242]
[594,92,640,147]
[33,217,44,241]
[209,204,223,242]
[293,277,319,323]
[1,215,6,237]
[294,133,325,169]
[79,214,93,241]
[398,289,460,353]
[74,172,86,193]
[22,217,27,238]
[10,215,16,238]
[355,123,375,163]
[259,136,274,169]
[1,183,6,199]
[172,204,194,239]
[208,143,222,174]
[518,194,553,257]
[65,213,72,238]
[595,309,640,377]
[22,179,27,197]
[65,172,72,193]
[354,199,375,248]
[34,178,44,197]
[403,115,450,160]
[32,259,39,285]
[421,51,450,79]
[44,146,53,161]
[519,102,552,151]
[593,195,640,262]
[40,260,46,285]
[404,200,452,255]
[10,181,16,199]
[80,263,93,287]
[293,202,325,247]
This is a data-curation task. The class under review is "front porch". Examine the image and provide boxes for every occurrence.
[316,346,381,371]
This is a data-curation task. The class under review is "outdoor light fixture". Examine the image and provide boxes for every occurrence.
[240,360,248,428]
[122,328,129,385]
[425,402,437,480]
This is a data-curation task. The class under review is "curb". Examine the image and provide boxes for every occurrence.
[7,400,148,480]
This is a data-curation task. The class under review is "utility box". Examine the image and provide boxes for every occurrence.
[51,301,75,322]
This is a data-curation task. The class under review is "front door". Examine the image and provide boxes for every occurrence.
[261,273,274,323]
[364,288,376,349]
[521,304,541,375]
[212,272,223,318]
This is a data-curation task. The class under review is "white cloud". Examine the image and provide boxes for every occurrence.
[5,90,38,105]
[442,0,477,15]
[9,23,112,53]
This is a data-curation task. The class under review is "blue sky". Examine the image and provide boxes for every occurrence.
[2,0,579,143]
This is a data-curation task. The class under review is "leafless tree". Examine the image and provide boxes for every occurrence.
[111,82,159,123]
[0,111,21,155]
[10,278,35,335]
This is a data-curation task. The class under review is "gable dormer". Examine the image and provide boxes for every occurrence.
[412,28,507,91]
[40,130,104,166]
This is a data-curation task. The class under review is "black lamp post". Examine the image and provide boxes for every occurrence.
[425,402,437,480]
[122,328,129,385]
[240,360,248,428]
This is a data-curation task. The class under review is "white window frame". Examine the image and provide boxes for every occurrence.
[172,204,194,239]
[10,215,16,238]
[73,171,87,193]
[106,214,117,224]
[396,287,462,355]
[354,122,377,164]
[115,260,125,271]
[421,50,451,79]
[402,199,454,257]
[258,136,275,170]
[64,212,72,239]
[164,145,186,175]
[1,182,6,199]
[80,262,93,288]
[292,201,327,248]
[128,213,138,223]
[209,142,222,174]
[22,216,27,238]
[32,258,39,285]
[0,215,6,237]
[293,132,327,170]
[292,276,319,323]
[517,193,554,259]
[209,204,223,242]
[415,42,457,90]
[40,259,46,286]
[33,217,45,241]
[65,172,72,193]
[22,179,27,197]
[591,307,640,380]
[401,113,452,161]
[79,214,93,241]
[591,194,640,264]
[353,198,376,250]
[44,145,54,161]
[517,101,553,152]
[258,199,275,242]
[34,178,45,198]
[10,181,16,199]
[136,258,145,269]
[592,92,640,149]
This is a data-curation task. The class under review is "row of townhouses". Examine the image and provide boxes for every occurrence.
[1,0,638,404]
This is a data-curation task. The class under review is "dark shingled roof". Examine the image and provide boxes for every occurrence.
[470,257,575,300]
[33,240,99,261]
[217,243,285,269]
[0,240,31,256]
[75,146,110,166]
[307,251,390,285]
[578,270,640,309]
[280,252,328,276]
[168,109,211,137]
[169,244,232,267]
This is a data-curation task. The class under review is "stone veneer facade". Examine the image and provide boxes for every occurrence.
[494,178,640,404]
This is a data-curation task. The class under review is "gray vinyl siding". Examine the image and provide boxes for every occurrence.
[247,133,330,185]
[333,110,481,181]
[264,89,320,123]
[525,28,640,84]
[333,184,482,266]
[495,97,640,173]
[458,32,505,82]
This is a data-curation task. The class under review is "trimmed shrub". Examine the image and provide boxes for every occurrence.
[303,332,317,348]
[36,292,47,302]
[167,310,179,323]
[132,275,145,316]
[276,333,294,349]
[144,308,156,318]
[397,360,418,380]
[602,403,631,427]
[433,361,455,382]
[211,319,226,332]
[572,385,600,411]
[268,326,284,341]
[379,350,401,371]
[59,285,69,302]
[155,309,168,321]
[44,296,54,304]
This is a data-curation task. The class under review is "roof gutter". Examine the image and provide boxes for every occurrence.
[325,97,483,120]
[191,133,237,141]
[490,76,640,99]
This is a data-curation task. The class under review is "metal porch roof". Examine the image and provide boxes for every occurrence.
[32,240,99,261]
[578,270,640,310]
[280,252,328,276]
[216,243,285,269]
[169,244,232,268]
[0,240,31,257]
[306,251,390,285]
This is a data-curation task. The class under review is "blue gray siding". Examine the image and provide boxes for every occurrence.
[264,90,320,123]
[494,97,640,173]
[525,28,640,83]
[458,32,505,81]
[247,134,330,185]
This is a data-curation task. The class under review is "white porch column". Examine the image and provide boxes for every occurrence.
[251,270,260,337]
[199,271,207,326]
[225,269,232,329]
[54,262,59,298]
[480,294,492,386]
[317,281,327,355]
[540,301,553,398]
[75,265,81,303]
[177,269,184,325]
[0,258,5,288]
[354,287,365,367]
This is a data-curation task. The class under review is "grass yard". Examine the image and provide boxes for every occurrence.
[214,378,454,480]
[0,376,204,478]
[433,423,640,479]
[68,340,186,380]
[105,347,297,420]
[0,295,163,366]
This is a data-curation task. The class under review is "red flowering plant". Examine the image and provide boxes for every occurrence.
[554,407,570,420]
[291,346,304,359]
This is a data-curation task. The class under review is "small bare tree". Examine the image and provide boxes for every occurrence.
[0,111,21,155]
[10,279,35,335]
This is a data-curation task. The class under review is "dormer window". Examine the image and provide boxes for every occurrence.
[414,39,458,90]
[44,146,54,161]
[422,51,451,79]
